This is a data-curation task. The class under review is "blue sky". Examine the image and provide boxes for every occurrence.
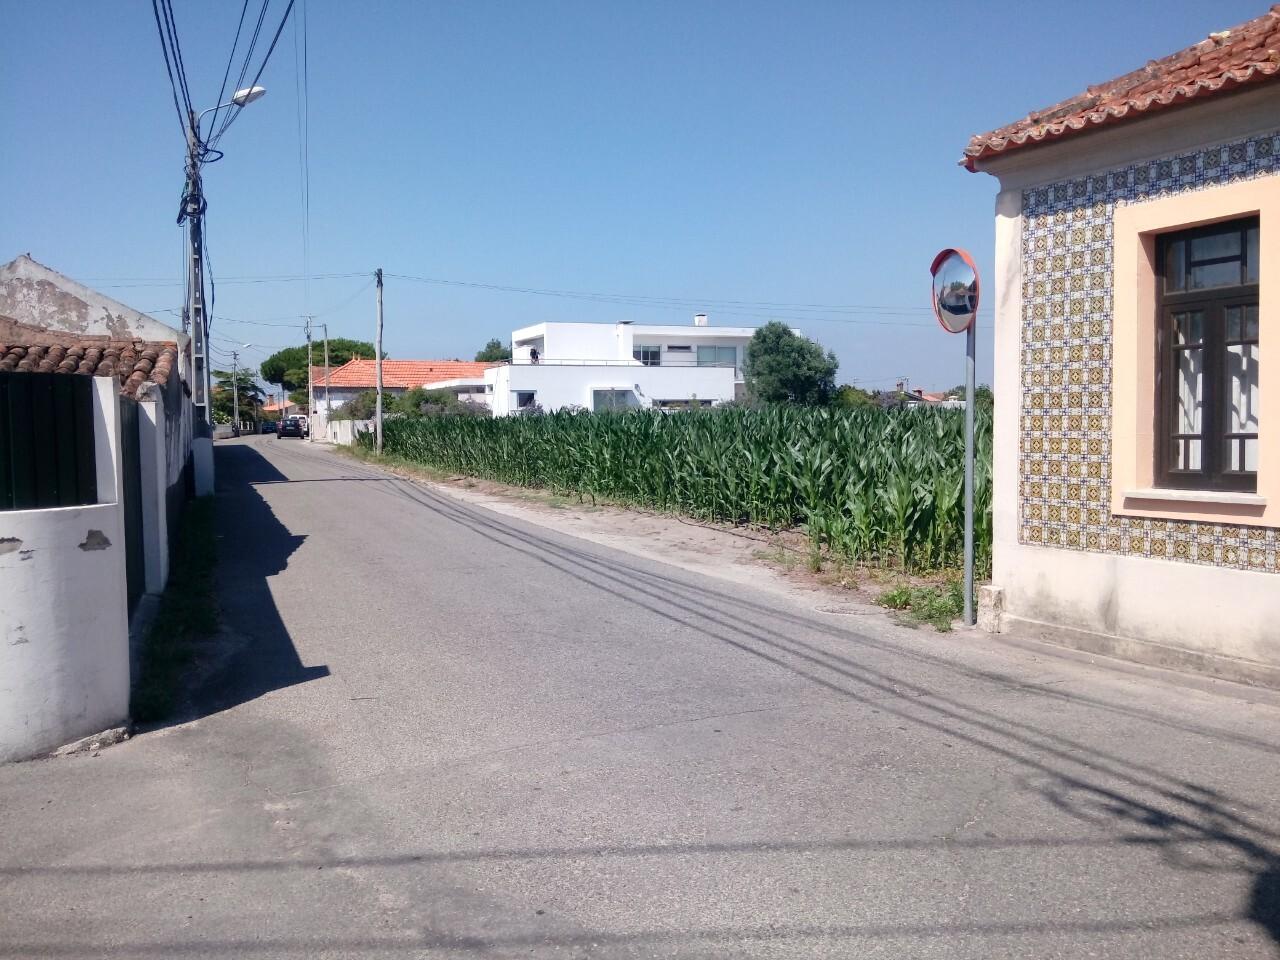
[0,1,1266,389]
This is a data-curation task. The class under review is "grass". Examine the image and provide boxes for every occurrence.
[875,579,965,631]
[130,496,218,723]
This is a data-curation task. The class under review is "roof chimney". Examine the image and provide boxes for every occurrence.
[693,313,708,327]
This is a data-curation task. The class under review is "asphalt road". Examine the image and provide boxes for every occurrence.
[2,436,1279,959]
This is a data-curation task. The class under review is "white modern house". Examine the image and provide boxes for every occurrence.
[426,315,761,415]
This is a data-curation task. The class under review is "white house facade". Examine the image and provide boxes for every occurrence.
[435,317,760,416]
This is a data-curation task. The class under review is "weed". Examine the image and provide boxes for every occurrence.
[875,578,964,631]
[878,585,913,610]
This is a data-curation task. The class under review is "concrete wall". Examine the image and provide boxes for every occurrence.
[326,419,374,446]
[0,378,130,761]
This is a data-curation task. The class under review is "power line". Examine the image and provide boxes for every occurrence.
[382,272,987,327]
[213,314,308,329]
[209,0,252,140]
[209,0,296,150]
[381,271,967,316]
[208,0,272,147]
[293,0,311,320]
[80,272,367,288]
[158,0,195,121]
[148,0,190,137]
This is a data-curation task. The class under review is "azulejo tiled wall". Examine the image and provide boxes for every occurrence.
[1019,131,1279,573]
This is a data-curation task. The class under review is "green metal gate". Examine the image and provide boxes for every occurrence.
[118,395,145,612]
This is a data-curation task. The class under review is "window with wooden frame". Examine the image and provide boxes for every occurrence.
[1156,216,1260,491]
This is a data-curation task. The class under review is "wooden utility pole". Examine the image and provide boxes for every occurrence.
[375,268,384,455]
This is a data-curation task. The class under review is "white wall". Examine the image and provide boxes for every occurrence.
[489,363,736,415]
[0,378,130,761]
[539,323,628,361]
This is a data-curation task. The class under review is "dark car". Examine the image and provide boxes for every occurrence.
[278,418,304,438]
[260,421,278,434]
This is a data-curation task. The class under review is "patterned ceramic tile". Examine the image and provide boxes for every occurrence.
[1019,131,1280,571]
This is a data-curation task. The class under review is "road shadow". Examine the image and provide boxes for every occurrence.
[173,442,329,720]
[363,468,1280,952]
[10,450,1275,956]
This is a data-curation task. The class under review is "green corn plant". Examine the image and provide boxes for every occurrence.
[363,403,992,572]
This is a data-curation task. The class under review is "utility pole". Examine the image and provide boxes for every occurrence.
[305,316,314,443]
[375,268,384,455]
[231,350,240,437]
[183,110,212,432]
[322,322,331,437]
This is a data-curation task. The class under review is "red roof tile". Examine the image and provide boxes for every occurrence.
[316,358,497,389]
[964,6,1280,170]
[0,317,178,398]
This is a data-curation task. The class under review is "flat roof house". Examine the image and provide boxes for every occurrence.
[967,7,1280,684]
[440,315,760,416]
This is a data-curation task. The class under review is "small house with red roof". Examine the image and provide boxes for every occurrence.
[966,6,1279,683]
[313,357,499,416]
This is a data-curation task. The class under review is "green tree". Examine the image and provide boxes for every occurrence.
[834,383,875,409]
[260,339,378,391]
[331,390,378,420]
[475,338,511,362]
[946,383,995,408]
[744,321,838,405]
[211,369,265,424]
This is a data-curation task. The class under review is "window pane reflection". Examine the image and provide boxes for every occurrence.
[1176,347,1203,434]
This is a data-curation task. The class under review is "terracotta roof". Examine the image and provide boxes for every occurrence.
[0,317,178,398]
[964,6,1280,171]
[315,358,497,389]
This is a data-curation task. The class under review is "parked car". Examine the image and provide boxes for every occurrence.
[260,421,277,434]
[278,418,304,438]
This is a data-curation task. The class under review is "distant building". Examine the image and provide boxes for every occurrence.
[427,316,762,416]
[313,358,497,414]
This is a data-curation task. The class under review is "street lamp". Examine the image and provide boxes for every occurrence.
[196,86,267,131]
[183,86,268,436]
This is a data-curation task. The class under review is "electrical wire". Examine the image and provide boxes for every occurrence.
[208,0,252,141]
[148,0,190,137]
[159,0,195,123]
[293,0,311,322]
[81,272,367,288]
[381,271,973,317]
[382,272,987,327]
[208,0,272,148]
[209,0,296,151]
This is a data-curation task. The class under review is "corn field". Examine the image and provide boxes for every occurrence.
[363,406,992,574]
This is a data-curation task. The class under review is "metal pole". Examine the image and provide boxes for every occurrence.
[231,350,240,437]
[963,320,976,625]
[375,268,384,456]
[305,317,314,443]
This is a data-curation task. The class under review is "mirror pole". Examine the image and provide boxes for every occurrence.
[963,319,976,625]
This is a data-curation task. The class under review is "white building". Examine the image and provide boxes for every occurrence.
[428,316,760,416]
